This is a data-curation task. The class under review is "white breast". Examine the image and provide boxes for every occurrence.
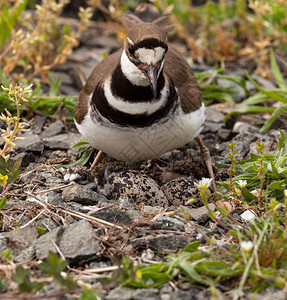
[75,103,205,162]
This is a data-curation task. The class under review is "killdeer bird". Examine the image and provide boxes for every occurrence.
[75,4,216,189]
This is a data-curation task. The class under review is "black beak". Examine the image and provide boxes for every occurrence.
[143,64,160,98]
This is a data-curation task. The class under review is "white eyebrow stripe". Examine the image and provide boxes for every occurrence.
[135,47,165,64]
[127,37,133,45]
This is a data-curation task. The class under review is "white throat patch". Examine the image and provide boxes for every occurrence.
[120,51,149,87]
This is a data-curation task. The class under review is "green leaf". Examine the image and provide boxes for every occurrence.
[0,195,7,210]
[270,49,286,91]
[260,104,287,132]
[39,251,67,275]
[36,226,46,236]
[0,67,10,87]
[0,275,7,292]
[12,266,30,284]
[183,241,201,252]
[178,260,212,285]
[224,105,274,123]
[195,260,244,276]
[245,70,287,103]
[241,187,256,202]
[77,286,98,300]
[0,0,28,50]
[216,205,230,216]
[268,180,287,190]
[48,73,62,97]
[61,148,94,168]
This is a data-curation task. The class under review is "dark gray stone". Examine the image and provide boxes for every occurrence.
[131,234,193,251]
[132,288,159,300]
[170,289,206,300]
[205,106,225,123]
[217,128,232,141]
[62,183,106,205]
[0,225,38,262]
[202,121,223,134]
[233,121,260,135]
[91,208,132,225]
[171,203,215,223]
[251,74,276,91]
[126,209,144,221]
[41,120,65,138]
[42,133,82,150]
[33,220,102,265]
[106,286,135,300]
[15,134,44,152]
[153,216,185,231]
[218,78,246,103]
[30,115,47,135]
[13,152,36,168]
[37,217,59,231]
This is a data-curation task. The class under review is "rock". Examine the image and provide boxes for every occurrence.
[42,133,82,150]
[172,203,216,223]
[132,288,159,300]
[107,286,160,300]
[161,176,198,206]
[118,197,136,209]
[62,182,106,205]
[91,208,132,225]
[205,106,226,123]
[81,32,121,49]
[30,115,47,135]
[202,121,223,134]
[217,128,232,141]
[49,71,74,85]
[0,225,38,262]
[153,216,185,231]
[233,121,260,135]
[218,78,246,103]
[37,217,59,232]
[132,234,193,251]
[142,206,165,215]
[41,120,65,138]
[15,134,44,152]
[13,152,36,168]
[126,209,144,221]
[190,203,216,223]
[106,286,136,300]
[110,170,169,206]
[251,74,276,91]
[33,220,102,265]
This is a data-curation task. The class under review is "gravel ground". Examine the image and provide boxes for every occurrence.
[0,24,286,300]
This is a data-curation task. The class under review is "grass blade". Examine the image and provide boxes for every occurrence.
[260,104,287,132]
[270,49,286,91]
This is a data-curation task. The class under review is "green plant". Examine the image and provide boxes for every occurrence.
[225,50,287,132]
[0,252,98,298]
[0,83,31,203]
[229,130,287,205]
[0,0,92,82]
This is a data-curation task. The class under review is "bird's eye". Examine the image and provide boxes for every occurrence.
[128,42,135,56]
[81,174,87,181]
[165,46,168,53]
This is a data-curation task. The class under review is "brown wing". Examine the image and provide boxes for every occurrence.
[164,45,202,113]
[75,49,122,124]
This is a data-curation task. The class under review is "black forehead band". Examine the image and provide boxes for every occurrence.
[132,38,167,50]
